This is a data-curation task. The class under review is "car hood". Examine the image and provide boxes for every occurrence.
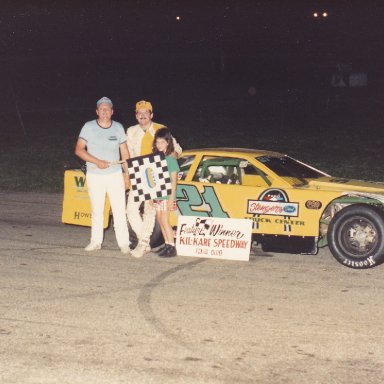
[306,177,384,201]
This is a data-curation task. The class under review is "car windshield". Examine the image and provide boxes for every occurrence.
[256,155,325,180]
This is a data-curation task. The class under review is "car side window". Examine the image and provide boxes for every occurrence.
[241,162,271,187]
[192,156,239,184]
[177,155,195,181]
[192,156,271,186]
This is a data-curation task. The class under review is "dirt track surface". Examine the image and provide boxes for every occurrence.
[0,191,383,384]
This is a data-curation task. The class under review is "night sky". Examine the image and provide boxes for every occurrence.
[2,1,382,60]
[2,1,381,60]
[1,0,384,131]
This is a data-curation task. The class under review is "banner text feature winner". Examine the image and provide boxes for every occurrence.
[176,216,252,261]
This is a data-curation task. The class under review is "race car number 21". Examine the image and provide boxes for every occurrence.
[176,185,229,218]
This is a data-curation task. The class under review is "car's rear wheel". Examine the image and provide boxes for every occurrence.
[328,204,384,269]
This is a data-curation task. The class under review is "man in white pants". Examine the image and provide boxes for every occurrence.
[126,100,182,258]
[75,97,131,254]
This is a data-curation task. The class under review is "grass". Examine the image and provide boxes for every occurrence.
[1,92,383,193]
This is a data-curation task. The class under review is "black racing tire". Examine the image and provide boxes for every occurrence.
[327,204,384,269]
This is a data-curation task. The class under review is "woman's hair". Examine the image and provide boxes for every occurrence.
[152,127,175,156]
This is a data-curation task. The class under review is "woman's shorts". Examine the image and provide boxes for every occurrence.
[153,199,177,212]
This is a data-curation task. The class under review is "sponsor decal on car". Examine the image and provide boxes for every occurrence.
[305,200,322,209]
[248,216,305,226]
[73,211,92,220]
[247,200,299,216]
[74,175,87,192]
[260,189,286,201]
[249,189,299,232]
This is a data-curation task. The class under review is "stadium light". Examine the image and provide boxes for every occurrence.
[313,11,328,18]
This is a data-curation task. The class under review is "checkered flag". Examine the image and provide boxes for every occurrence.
[127,152,172,202]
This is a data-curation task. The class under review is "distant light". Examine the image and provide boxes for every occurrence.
[176,16,181,21]
[313,11,328,18]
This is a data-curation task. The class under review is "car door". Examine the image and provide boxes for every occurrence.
[172,153,318,237]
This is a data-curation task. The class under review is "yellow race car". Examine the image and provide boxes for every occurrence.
[171,148,384,269]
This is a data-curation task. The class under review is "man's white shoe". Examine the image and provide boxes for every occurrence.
[84,242,101,251]
[131,244,146,258]
[120,244,131,255]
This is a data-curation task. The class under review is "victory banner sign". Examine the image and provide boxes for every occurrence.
[176,217,252,261]
[127,153,172,202]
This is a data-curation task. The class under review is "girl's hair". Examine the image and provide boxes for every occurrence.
[152,127,175,156]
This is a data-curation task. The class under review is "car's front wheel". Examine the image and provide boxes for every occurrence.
[328,204,384,269]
